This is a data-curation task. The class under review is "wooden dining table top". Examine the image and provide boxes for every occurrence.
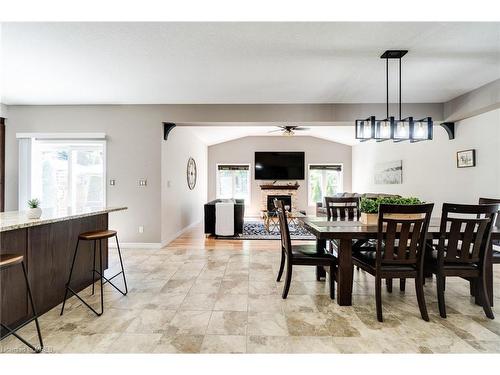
[300,216,500,240]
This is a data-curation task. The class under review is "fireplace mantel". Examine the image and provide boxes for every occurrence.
[259,184,300,190]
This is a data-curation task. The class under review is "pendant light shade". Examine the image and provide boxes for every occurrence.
[355,50,433,142]
[355,116,375,141]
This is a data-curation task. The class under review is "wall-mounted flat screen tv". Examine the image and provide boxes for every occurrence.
[254,152,305,180]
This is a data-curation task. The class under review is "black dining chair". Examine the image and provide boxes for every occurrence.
[426,203,498,319]
[479,198,500,265]
[274,199,337,299]
[352,203,434,322]
[324,196,361,221]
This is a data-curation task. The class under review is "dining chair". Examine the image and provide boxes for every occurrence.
[352,203,434,322]
[478,197,500,265]
[324,196,360,221]
[426,203,498,319]
[274,199,337,299]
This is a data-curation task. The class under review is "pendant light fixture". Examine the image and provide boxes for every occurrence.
[355,50,433,142]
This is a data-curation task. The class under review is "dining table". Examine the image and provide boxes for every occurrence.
[300,216,500,306]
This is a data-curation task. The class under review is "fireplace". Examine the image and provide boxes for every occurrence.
[267,195,292,212]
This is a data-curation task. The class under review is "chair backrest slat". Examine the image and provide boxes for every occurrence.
[376,203,434,268]
[324,197,360,221]
[274,199,292,258]
[438,203,498,264]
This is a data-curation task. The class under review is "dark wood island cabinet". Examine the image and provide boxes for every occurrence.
[0,207,126,332]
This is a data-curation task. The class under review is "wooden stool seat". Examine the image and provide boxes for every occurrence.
[78,230,117,241]
[0,254,24,269]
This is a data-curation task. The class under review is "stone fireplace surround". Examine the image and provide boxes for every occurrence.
[259,183,299,213]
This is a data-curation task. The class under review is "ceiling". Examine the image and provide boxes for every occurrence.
[1,22,499,105]
[184,125,357,146]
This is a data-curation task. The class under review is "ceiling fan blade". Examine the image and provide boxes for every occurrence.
[294,127,311,131]
[267,129,283,133]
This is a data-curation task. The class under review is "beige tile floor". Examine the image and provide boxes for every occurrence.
[1,224,500,354]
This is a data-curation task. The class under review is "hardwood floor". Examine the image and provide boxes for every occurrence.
[1,223,500,353]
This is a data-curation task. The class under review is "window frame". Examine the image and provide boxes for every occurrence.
[215,163,251,206]
[307,163,344,206]
[18,135,107,211]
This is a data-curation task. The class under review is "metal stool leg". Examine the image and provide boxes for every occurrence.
[22,261,44,352]
[61,237,102,317]
[60,238,80,316]
[115,235,128,295]
[98,239,104,315]
[91,239,96,295]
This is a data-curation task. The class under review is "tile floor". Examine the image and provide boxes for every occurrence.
[1,224,500,354]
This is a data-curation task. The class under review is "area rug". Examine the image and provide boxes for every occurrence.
[218,220,315,240]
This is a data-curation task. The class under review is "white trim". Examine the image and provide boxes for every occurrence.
[161,220,202,247]
[16,132,106,139]
[108,242,163,249]
[307,163,344,206]
[215,163,251,206]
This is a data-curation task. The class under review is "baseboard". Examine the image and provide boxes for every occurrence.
[108,242,163,249]
[161,220,202,247]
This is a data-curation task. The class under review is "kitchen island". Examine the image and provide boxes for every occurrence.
[0,207,127,331]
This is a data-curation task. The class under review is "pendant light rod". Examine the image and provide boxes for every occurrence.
[399,56,402,120]
[386,57,389,119]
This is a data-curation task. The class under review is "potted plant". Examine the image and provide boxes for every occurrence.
[27,198,42,219]
[359,196,423,225]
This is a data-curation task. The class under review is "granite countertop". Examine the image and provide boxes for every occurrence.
[0,206,127,232]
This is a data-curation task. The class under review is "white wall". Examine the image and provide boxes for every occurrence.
[208,136,352,216]
[161,128,207,246]
[5,105,164,243]
[352,109,500,214]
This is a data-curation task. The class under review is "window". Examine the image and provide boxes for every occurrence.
[216,164,250,204]
[308,164,343,205]
[18,137,106,212]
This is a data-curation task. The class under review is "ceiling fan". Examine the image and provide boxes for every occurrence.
[268,125,311,136]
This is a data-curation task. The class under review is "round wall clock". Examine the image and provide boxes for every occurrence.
[187,157,197,190]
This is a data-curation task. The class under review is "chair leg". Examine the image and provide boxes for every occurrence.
[376,276,383,322]
[91,239,96,295]
[469,279,476,296]
[60,238,80,316]
[329,264,335,300]
[400,278,406,292]
[415,275,429,322]
[479,275,494,319]
[21,261,44,352]
[436,275,447,318]
[282,259,293,299]
[386,278,393,293]
[276,249,285,282]
[115,235,128,294]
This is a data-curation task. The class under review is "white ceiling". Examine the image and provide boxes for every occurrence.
[185,125,357,146]
[1,22,499,105]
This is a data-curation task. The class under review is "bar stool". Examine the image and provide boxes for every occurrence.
[60,230,128,317]
[0,254,44,353]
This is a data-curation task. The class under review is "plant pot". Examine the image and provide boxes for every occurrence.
[27,207,42,219]
[360,212,378,225]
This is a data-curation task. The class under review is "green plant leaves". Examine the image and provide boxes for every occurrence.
[359,196,422,213]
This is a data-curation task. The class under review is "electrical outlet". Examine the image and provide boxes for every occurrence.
[138,226,144,233]
[138,179,147,187]
[109,179,116,186]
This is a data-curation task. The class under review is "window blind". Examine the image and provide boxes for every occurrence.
[309,165,342,171]
[218,165,249,171]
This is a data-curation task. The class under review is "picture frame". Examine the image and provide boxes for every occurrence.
[456,149,476,168]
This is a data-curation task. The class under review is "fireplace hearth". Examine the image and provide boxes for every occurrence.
[267,195,292,212]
